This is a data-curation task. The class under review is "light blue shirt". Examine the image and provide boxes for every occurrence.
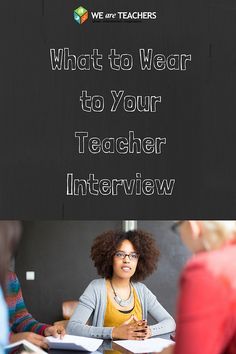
[0,287,9,354]
[67,278,176,339]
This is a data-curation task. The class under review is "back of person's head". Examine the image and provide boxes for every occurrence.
[0,221,21,294]
[201,221,236,250]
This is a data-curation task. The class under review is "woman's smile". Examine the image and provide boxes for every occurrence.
[121,265,132,272]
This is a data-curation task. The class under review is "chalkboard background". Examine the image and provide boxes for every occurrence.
[1,0,236,219]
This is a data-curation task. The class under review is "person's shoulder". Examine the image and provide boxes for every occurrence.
[89,278,105,285]
[179,249,235,312]
[133,282,157,304]
[208,243,236,267]
[7,271,19,287]
[180,252,219,289]
[86,278,106,290]
[6,271,20,295]
[7,271,17,281]
[133,282,150,294]
[184,245,236,276]
[185,251,210,269]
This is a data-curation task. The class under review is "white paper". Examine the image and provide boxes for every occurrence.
[114,337,174,353]
[5,339,47,354]
[46,334,103,352]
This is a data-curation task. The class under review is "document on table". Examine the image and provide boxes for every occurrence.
[114,337,174,353]
[46,334,103,352]
[5,339,47,354]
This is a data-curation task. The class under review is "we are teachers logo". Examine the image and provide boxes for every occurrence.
[74,6,89,25]
[74,6,157,25]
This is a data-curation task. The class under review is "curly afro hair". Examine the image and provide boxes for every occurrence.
[91,230,160,282]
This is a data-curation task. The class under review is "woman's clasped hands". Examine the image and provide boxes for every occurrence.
[112,315,151,340]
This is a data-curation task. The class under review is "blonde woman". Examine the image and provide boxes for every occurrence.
[162,220,236,354]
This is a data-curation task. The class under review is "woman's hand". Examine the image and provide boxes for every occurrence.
[131,317,152,339]
[10,332,48,349]
[112,316,149,340]
[44,324,66,339]
[139,323,151,339]
[134,319,152,339]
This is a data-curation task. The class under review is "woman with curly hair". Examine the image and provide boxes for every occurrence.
[67,230,175,340]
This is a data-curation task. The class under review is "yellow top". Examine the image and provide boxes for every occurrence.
[104,287,142,327]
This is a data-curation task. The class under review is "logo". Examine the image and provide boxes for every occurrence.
[74,6,88,25]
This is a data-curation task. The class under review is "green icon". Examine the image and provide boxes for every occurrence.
[74,6,88,25]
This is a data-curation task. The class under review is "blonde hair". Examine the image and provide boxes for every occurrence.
[201,221,236,250]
